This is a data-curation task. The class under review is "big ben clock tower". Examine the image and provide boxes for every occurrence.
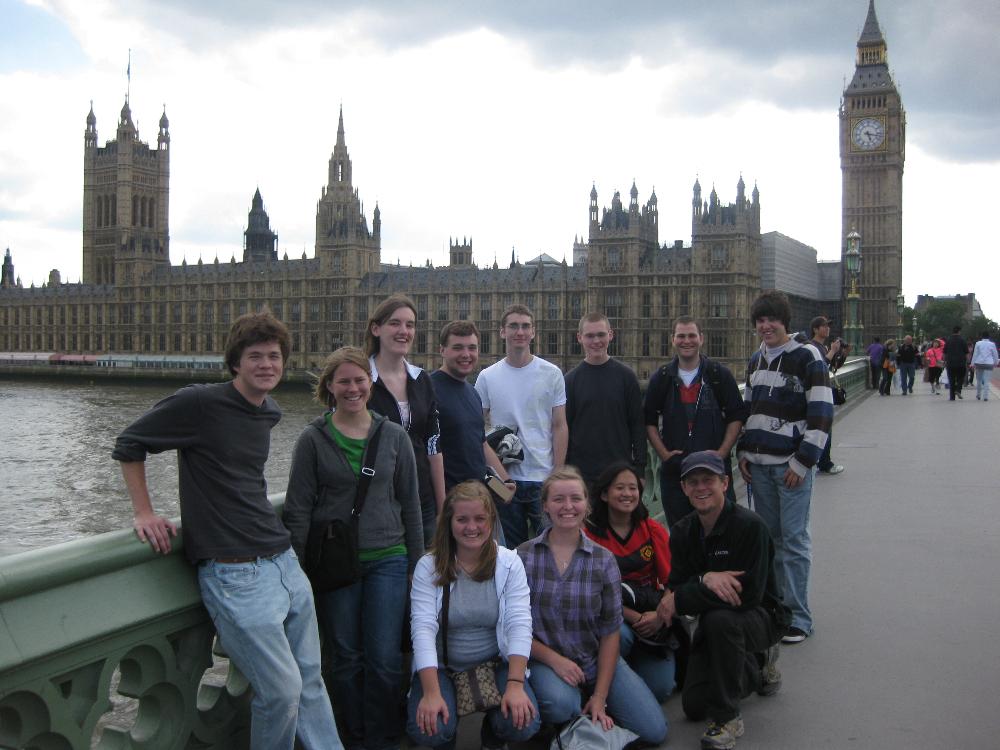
[840,0,905,343]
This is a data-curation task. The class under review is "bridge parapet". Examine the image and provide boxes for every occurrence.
[0,502,272,749]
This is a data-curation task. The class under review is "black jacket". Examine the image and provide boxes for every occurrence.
[642,355,747,478]
[367,360,441,511]
[668,501,790,629]
[943,334,968,367]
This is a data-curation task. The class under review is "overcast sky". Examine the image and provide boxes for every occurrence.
[1,0,998,319]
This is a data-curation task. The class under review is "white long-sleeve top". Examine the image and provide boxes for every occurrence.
[971,339,999,367]
[410,544,533,672]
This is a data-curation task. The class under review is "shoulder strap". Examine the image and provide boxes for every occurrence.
[352,420,385,520]
[441,579,451,669]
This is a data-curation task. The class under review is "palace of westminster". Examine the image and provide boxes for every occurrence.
[0,2,904,380]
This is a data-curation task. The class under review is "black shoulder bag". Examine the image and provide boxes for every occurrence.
[304,421,383,593]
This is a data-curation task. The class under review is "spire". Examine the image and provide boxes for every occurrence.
[859,0,884,45]
[85,101,97,147]
[1,247,14,289]
[336,104,345,148]
[847,0,893,93]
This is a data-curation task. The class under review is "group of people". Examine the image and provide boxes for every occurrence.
[114,288,836,750]
[868,327,998,402]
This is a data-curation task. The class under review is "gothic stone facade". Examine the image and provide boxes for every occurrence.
[0,101,765,378]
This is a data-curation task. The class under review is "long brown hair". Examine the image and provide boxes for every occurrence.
[364,294,417,357]
[432,481,498,585]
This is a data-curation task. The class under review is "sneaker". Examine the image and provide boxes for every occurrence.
[757,644,782,696]
[825,464,845,475]
[958,393,964,399]
[782,626,808,644]
[701,716,744,750]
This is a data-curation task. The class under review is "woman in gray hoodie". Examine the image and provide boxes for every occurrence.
[284,346,422,750]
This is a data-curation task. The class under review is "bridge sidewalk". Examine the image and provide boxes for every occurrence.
[483,374,999,750]
[653,374,1000,749]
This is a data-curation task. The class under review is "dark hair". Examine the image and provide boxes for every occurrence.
[224,311,291,376]
[314,346,371,408]
[586,462,647,535]
[810,316,831,335]
[952,325,962,334]
[749,290,791,330]
[364,294,417,357]
[439,320,480,347]
[431,481,498,585]
[577,312,611,333]
[500,304,534,328]
[672,315,701,335]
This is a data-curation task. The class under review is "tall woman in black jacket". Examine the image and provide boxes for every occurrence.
[366,294,446,544]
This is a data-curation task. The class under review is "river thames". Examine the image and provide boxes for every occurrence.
[0,376,323,557]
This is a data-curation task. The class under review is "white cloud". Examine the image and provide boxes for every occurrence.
[2,0,998,320]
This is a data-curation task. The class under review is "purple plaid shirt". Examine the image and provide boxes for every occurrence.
[517,528,622,681]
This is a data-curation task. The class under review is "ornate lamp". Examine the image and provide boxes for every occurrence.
[845,229,863,352]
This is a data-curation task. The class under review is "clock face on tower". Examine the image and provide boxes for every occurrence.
[851,117,885,150]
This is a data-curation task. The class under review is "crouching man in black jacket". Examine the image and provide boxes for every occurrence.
[656,451,790,750]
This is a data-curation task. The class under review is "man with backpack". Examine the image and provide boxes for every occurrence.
[643,316,748,528]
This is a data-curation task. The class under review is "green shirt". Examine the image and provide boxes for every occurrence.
[326,411,406,561]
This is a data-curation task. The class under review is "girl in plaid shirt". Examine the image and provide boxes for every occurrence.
[518,467,668,745]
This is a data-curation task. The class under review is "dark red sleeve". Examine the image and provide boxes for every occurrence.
[647,519,672,586]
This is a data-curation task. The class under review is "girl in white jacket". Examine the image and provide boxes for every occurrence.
[407,481,540,749]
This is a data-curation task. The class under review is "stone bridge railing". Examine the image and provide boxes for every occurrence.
[0,504,265,749]
[1,359,870,749]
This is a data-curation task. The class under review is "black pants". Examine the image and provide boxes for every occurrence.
[879,368,893,395]
[870,361,881,389]
[947,365,966,399]
[682,607,778,724]
[817,424,834,471]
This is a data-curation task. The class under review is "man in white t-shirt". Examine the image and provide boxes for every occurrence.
[475,304,568,547]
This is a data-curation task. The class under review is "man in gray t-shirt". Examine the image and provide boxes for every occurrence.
[113,313,342,750]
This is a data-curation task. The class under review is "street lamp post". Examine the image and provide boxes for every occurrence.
[912,313,918,340]
[896,293,905,343]
[844,229,863,354]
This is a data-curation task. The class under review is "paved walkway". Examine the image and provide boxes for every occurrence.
[473,373,999,750]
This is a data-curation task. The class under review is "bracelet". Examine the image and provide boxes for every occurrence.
[507,677,524,684]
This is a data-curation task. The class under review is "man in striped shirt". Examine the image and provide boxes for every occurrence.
[737,291,832,645]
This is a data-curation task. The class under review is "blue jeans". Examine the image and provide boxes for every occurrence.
[406,662,541,749]
[198,549,342,750]
[317,555,408,750]
[976,366,993,400]
[899,362,916,393]
[498,480,546,549]
[748,462,814,634]
[619,623,676,702]
[527,658,668,745]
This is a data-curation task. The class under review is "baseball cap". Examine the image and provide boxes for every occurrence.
[680,450,725,479]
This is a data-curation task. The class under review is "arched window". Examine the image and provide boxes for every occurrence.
[132,196,139,226]
[96,196,103,227]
